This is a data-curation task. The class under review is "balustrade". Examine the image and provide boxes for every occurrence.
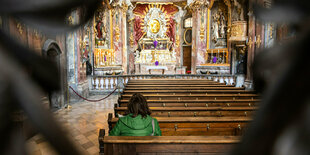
[89,74,238,92]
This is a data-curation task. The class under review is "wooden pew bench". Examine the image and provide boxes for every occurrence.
[125,84,232,88]
[123,89,256,95]
[108,113,251,136]
[125,87,245,90]
[127,79,215,82]
[126,81,221,85]
[114,106,257,117]
[118,101,259,107]
[118,99,260,107]
[120,94,260,100]
[99,129,240,155]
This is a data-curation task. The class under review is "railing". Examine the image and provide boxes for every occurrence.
[89,74,237,93]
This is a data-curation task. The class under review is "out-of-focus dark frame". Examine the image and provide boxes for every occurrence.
[0,0,101,154]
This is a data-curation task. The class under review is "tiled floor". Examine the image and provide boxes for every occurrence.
[26,94,118,155]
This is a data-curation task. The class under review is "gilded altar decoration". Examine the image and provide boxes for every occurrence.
[136,38,175,63]
[204,48,229,65]
[230,21,247,41]
[144,7,167,39]
[148,19,161,34]
[94,48,115,67]
[133,3,178,74]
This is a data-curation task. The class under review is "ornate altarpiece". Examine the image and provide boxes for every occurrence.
[133,3,178,74]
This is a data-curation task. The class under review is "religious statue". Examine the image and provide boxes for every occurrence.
[95,16,107,47]
[211,8,228,48]
[219,10,226,38]
[233,0,245,21]
[135,50,140,62]
[95,20,103,39]
[212,13,220,42]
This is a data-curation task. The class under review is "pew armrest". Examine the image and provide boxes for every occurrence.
[98,129,105,154]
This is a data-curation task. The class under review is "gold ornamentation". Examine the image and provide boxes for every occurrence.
[115,26,120,42]
[200,25,205,40]
[148,19,161,34]
[94,48,115,67]
[230,21,247,41]
[121,1,128,16]
[269,24,273,39]
[256,35,261,48]
[16,23,23,35]
[68,16,74,25]
[189,0,208,12]
[129,35,134,47]
[34,29,40,39]
[176,34,180,47]
[247,37,253,49]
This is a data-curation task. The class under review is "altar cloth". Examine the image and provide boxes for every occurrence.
[145,66,168,71]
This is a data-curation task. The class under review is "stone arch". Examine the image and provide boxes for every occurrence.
[42,39,63,109]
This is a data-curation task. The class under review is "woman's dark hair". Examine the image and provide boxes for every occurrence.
[127,93,151,118]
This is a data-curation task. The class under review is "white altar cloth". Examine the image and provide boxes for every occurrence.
[145,66,168,71]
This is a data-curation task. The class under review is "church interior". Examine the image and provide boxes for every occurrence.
[0,0,309,154]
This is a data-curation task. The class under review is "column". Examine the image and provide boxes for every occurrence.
[190,3,201,74]
[244,0,255,89]
[121,2,128,74]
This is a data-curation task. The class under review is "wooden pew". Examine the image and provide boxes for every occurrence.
[127,79,215,82]
[125,87,245,90]
[123,89,257,95]
[108,113,251,136]
[114,106,257,117]
[126,84,232,88]
[126,81,221,85]
[118,99,259,107]
[121,94,260,100]
[99,129,240,155]
[119,102,259,108]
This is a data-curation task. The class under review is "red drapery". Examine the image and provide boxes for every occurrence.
[166,17,175,43]
[134,16,144,44]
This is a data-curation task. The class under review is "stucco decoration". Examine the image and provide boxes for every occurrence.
[144,8,167,39]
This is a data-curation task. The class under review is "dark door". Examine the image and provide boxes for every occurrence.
[183,46,191,72]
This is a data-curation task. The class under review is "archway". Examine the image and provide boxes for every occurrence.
[42,39,62,109]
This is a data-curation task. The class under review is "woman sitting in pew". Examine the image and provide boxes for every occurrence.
[110,93,162,136]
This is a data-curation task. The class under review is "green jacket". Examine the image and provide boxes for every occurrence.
[109,114,162,136]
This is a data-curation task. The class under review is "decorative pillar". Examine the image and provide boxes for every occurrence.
[255,0,265,52]
[244,0,255,89]
[189,2,202,74]
[66,10,89,102]
[174,6,185,66]
[121,2,128,74]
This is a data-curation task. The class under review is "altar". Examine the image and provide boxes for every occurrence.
[133,5,178,74]
[145,66,168,74]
